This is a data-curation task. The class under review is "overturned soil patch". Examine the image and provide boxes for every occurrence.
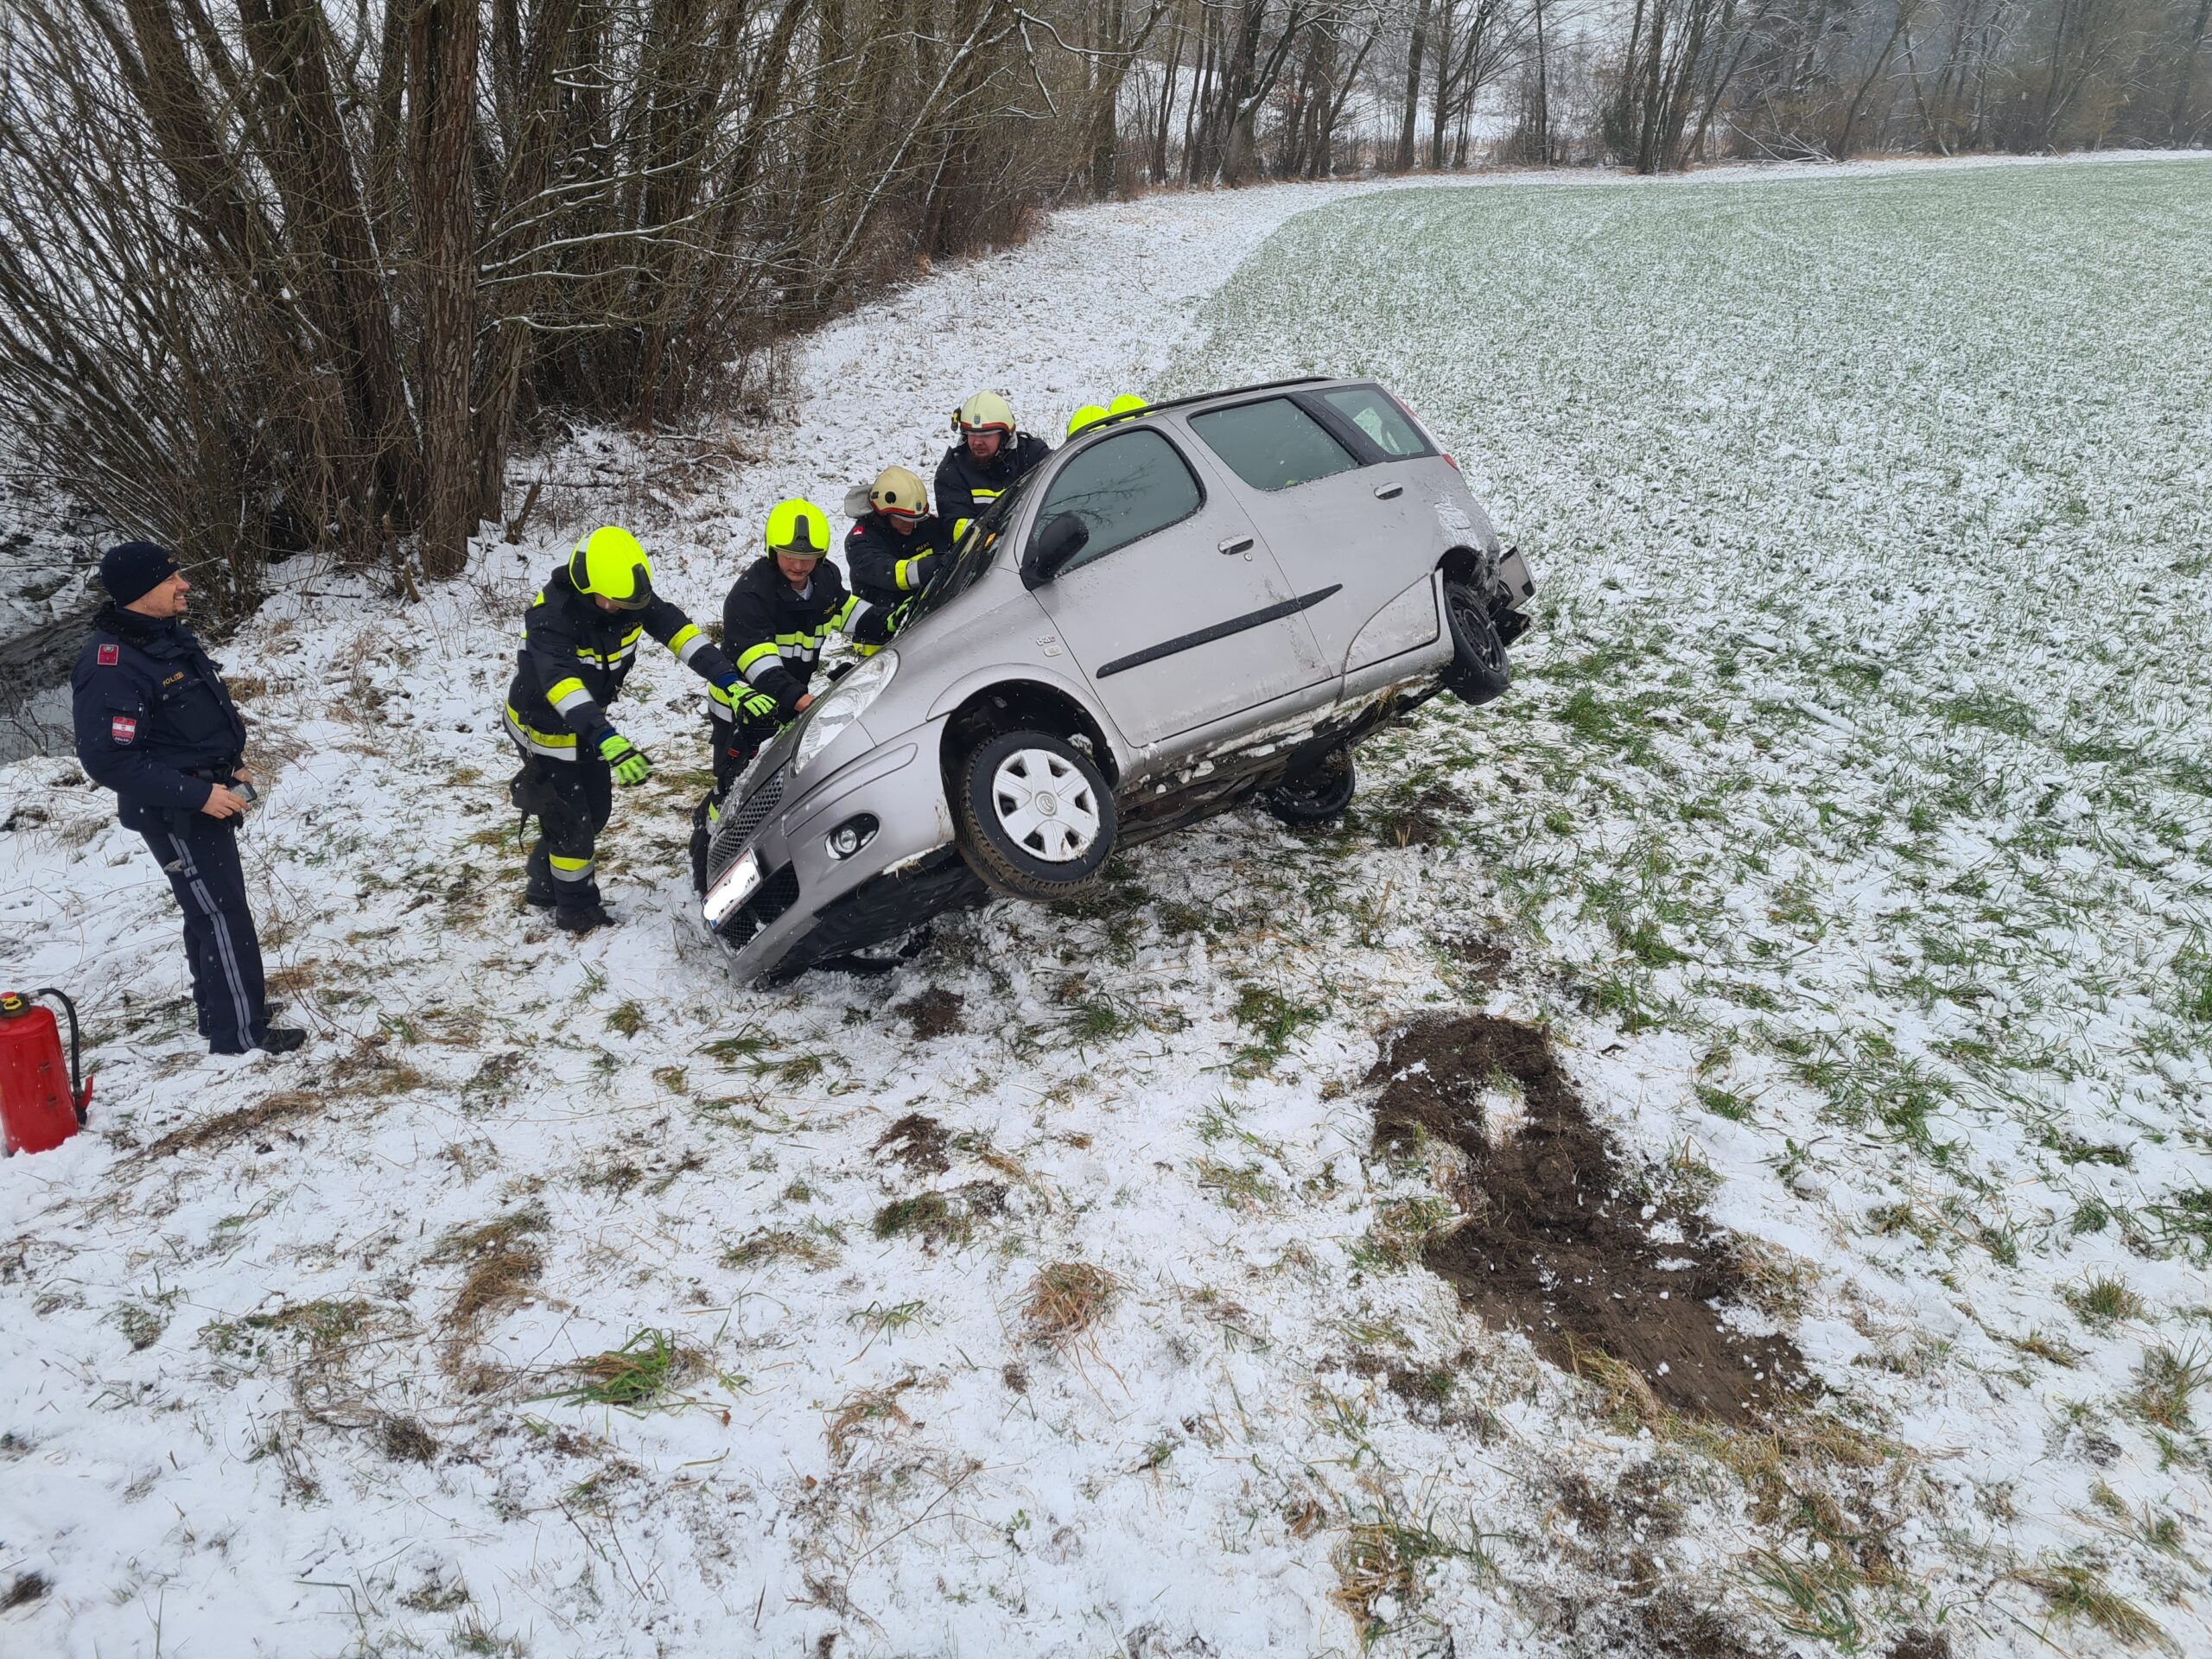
[1370,1014,1801,1427]
[874,1112,951,1174]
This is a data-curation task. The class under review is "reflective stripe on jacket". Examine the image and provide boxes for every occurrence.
[932,431,1052,527]
[845,511,951,608]
[718,557,893,719]
[503,565,733,757]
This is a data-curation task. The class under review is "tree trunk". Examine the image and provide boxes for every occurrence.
[409,0,480,579]
[1397,0,1432,168]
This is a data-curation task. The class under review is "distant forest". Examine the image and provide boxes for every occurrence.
[0,0,2202,604]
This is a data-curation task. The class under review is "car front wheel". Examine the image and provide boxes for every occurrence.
[1264,747,1356,824]
[1442,579,1512,707]
[954,729,1117,901]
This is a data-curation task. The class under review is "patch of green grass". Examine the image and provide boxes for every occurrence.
[550,1329,690,1409]
[605,1000,645,1038]
[2014,1561,2166,1646]
[1694,1083,1754,1122]
[2145,1186,2212,1261]
[2128,1342,2209,1432]
[698,1029,776,1063]
[1195,1159,1281,1212]
[1228,984,1322,1074]
[2176,947,2212,1025]
[2065,1275,2145,1327]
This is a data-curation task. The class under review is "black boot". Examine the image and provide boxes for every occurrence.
[257,1027,307,1054]
[552,901,613,935]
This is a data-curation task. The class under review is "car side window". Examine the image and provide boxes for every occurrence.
[1319,386,1432,458]
[1189,398,1358,493]
[1031,429,1204,575]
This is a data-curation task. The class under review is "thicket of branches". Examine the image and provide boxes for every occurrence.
[0,0,2202,612]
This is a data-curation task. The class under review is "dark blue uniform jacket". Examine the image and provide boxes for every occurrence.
[72,604,246,827]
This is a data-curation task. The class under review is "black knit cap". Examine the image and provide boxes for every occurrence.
[100,541,181,606]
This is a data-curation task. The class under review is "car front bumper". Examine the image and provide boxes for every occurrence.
[702,714,966,982]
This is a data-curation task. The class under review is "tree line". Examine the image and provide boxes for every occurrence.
[0,0,2202,613]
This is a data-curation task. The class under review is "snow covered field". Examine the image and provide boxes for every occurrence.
[4,155,2210,1658]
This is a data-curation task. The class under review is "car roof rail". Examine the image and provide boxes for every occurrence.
[1092,375,1336,429]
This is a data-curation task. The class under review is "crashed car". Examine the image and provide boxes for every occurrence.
[699,375,1536,982]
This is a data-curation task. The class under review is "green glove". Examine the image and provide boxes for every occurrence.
[884,597,917,635]
[599,731,652,785]
[739,688,779,719]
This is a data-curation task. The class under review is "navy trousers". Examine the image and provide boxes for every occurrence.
[140,815,269,1054]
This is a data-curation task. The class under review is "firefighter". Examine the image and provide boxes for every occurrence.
[692,499,899,893]
[1066,404,1109,438]
[1108,393,1150,418]
[505,526,742,934]
[70,542,304,1056]
[843,466,950,609]
[709,499,899,790]
[933,391,1052,527]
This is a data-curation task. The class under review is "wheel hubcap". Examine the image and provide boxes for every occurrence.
[992,748,1100,862]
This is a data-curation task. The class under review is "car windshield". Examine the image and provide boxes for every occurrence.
[904,466,1040,622]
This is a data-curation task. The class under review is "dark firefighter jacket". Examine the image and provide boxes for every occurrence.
[72,605,249,828]
[932,431,1052,527]
[720,558,893,721]
[505,566,734,760]
[844,510,953,608]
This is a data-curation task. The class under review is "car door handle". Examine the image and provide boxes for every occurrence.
[1373,483,1403,500]
[1217,536,1254,556]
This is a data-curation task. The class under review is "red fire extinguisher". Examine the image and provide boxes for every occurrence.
[1,988,92,1156]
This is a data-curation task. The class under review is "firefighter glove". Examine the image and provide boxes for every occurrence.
[740,688,779,719]
[599,731,652,785]
[885,597,918,635]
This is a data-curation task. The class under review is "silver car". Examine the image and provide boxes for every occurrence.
[698,376,1536,982]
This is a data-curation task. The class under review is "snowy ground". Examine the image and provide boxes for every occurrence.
[4,153,2210,1659]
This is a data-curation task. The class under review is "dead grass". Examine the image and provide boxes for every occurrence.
[825,1376,917,1465]
[429,1205,549,1339]
[1023,1262,1120,1348]
[143,1090,321,1158]
[722,1226,842,1271]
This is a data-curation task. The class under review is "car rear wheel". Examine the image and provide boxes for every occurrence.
[1263,747,1357,824]
[1442,579,1512,706]
[954,729,1117,901]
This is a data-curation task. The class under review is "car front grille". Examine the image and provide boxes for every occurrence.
[707,761,785,874]
[722,862,800,947]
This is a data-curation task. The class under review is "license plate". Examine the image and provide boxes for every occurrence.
[702,849,764,930]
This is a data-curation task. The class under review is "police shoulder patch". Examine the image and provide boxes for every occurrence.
[111,715,137,745]
[97,643,119,666]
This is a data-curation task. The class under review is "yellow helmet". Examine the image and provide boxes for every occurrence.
[1108,393,1149,417]
[765,498,832,558]
[954,391,1016,436]
[1066,404,1108,438]
[868,466,928,519]
[569,526,653,609]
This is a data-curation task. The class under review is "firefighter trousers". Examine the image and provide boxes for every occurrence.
[514,753,613,914]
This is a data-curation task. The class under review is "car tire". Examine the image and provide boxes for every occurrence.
[1442,579,1512,707]
[1263,747,1357,824]
[954,728,1117,901]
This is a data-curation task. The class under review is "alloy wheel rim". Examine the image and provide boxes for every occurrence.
[991,748,1101,862]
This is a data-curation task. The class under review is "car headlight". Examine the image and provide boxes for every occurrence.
[792,649,897,777]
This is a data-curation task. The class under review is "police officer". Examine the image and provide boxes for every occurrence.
[844,467,950,609]
[505,526,743,934]
[71,543,304,1056]
[933,391,1052,528]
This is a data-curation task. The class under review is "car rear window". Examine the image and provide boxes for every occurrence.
[1189,398,1357,493]
[1320,386,1431,458]
[1032,429,1203,575]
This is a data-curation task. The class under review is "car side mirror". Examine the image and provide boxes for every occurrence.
[1023,513,1089,589]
